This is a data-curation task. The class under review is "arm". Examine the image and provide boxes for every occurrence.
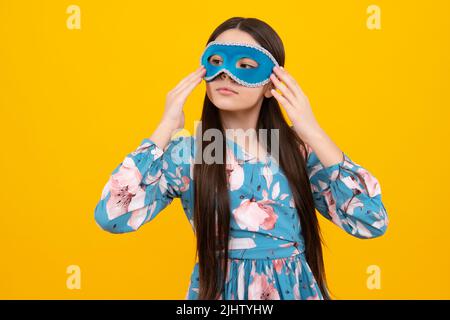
[94,133,191,234]
[94,65,204,234]
[268,65,388,238]
[302,141,389,239]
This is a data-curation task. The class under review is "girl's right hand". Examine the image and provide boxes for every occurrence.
[161,65,206,132]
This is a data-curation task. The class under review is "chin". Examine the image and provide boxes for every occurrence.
[212,98,249,111]
[214,103,243,111]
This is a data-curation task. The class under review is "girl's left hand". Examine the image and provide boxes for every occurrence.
[269,66,323,143]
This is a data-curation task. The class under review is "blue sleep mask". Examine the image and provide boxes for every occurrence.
[199,41,280,87]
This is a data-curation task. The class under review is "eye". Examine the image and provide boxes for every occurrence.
[209,55,222,66]
[238,58,258,69]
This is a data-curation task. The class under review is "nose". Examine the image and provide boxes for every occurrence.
[220,72,237,83]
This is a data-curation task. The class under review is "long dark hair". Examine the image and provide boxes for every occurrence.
[193,17,332,300]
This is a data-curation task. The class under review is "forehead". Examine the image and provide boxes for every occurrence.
[214,29,260,46]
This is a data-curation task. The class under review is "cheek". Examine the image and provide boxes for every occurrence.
[239,88,265,102]
[205,83,214,98]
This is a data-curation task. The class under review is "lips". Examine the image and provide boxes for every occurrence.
[216,86,238,94]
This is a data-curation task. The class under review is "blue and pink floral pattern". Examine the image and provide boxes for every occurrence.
[94,134,388,300]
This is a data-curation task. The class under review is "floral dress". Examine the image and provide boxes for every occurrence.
[94,134,389,300]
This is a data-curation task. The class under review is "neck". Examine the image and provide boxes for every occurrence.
[219,104,261,140]
[219,103,266,155]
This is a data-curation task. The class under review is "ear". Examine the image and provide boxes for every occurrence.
[264,82,275,98]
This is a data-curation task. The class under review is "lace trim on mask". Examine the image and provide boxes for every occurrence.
[199,41,280,88]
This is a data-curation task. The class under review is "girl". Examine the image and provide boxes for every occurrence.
[94,17,389,300]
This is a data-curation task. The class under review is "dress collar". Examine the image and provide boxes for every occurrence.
[225,136,273,165]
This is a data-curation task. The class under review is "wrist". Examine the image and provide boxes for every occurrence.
[159,119,180,134]
[294,123,325,145]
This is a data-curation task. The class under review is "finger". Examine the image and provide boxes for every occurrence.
[182,73,204,93]
[173,67,206,94]
[282,67,306,96]
[273,66,303,98]
[173,71,204,101]
[177,65,205,88]
[181,67,205,91]
[270,73,296,106]
[271,88,293,111]
[173,66,205,92]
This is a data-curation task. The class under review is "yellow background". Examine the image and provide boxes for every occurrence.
[1,0,449,299]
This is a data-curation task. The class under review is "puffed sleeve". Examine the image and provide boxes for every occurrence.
[94,135,191,234]
[302,142,389,239]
